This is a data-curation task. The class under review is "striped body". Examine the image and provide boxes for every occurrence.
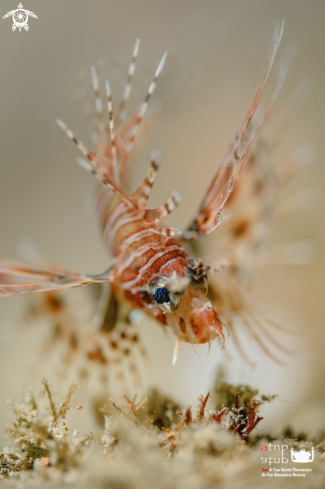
[64,27,284,349]
[94,182,224,346]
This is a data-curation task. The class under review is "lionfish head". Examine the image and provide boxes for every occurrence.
[148,257,225,346]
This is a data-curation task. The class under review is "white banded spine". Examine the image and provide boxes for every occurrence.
[91,66,105,133]
[104,78,119,183]
[127,51,167,151]
[116,38,140,126]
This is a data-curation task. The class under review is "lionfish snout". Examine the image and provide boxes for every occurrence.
[188,291,225,345]
[162,288,224,346]
[148,259,225,346]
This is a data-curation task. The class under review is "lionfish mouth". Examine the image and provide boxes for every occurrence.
[161,288,225,347]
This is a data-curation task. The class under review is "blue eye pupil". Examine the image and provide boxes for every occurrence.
[154,287,170,304]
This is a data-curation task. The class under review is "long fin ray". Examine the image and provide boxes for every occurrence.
[127,51,167,152]
[115,38,140,127]
[0,259,110,298]
[56,119,133,208]
[144,190,182,226]
[186,21,284,237]
[129,149,162,208]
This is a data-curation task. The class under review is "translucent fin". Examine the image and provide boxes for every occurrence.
[202,258,230,275]
[115,38,140,127]
[104,79,119,184]
[76,156,96,174]
[56,119,132,208]
[172,338,181,366]
[91,66,105,134]
[0,259,109,298]
[144,190,182,226]
[127,51,167,152]
[186,21,284,237]
[16,237,82,276]
[100,287,119,333]
[129,149,162,208]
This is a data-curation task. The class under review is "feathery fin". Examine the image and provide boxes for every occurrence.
[0,259,110,298]
[186,20,284,237]
[56,119,133,208]
[129,149,162,208]
[144,190,182,226]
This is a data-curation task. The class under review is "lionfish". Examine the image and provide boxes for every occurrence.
[0,21,303,373]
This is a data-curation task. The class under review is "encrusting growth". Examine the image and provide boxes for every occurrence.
[1,378,323,487]
[0,378,271,479]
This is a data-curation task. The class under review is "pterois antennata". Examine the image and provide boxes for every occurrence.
[0,22,296,369]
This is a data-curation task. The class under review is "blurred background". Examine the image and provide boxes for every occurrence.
[0,0,324,443]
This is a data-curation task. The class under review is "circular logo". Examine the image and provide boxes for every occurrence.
[13,9,28,29]
[3,3,38,32]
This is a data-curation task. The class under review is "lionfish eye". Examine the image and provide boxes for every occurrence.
[154,287,170,304]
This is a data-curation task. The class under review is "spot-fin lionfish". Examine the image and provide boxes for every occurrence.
[0,21,297,369]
